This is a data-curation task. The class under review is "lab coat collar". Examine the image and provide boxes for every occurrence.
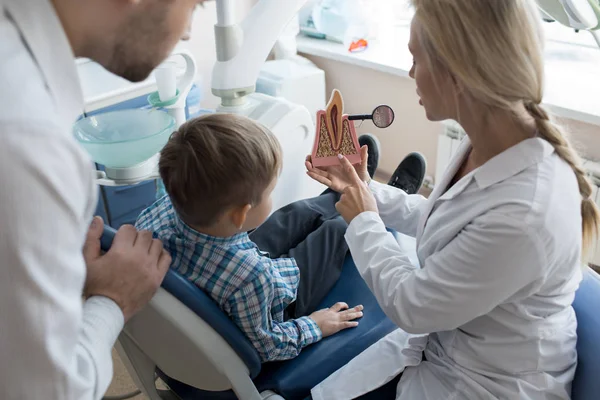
[473,137,555,190]
[416,136,554,244]
[434,138,472,201]
[437,137,555,201]
[4,0,84,125]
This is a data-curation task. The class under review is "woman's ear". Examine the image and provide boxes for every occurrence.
[229,204,252,230]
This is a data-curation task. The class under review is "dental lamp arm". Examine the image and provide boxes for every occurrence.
[537,0,600,48]
[537,0,598,29]
[211,0,307,104]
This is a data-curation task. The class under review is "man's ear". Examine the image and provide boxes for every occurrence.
[229,204,252,230]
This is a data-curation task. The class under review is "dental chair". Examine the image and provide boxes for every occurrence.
[571,266,600,400]
[102,224,600,400]
[101,226,398,400]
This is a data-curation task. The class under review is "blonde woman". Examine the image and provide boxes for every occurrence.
[307,0,600,398]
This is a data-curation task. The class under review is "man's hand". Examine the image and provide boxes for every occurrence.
[334,154,378,224]
[83,216,171,321]
[309,302,364,337]
[305,145,371,193]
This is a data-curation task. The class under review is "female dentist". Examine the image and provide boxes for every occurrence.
[307,0,600,398]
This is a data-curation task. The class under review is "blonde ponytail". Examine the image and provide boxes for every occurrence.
[525,102,600,261]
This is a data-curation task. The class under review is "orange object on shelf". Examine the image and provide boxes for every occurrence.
[348,38,368,53]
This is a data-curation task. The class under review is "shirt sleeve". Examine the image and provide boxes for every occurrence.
[225,270,322,362]
[0,122,124,399]
[345,210,545,334]
[271,256,298,276]
[368,180,429,237]
[268,257,301,316]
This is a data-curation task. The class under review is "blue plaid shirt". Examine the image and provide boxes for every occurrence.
[135,196,322,362]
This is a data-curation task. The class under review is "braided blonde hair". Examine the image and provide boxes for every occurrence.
[411,0,599,261]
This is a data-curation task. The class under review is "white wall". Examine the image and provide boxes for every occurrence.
[300,54,600,179]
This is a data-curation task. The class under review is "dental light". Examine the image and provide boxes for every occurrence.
[536,0,600,47]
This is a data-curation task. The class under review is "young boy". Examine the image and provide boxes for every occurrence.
[135,113,364,362]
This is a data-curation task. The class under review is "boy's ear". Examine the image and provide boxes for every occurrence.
[229,204,252,230]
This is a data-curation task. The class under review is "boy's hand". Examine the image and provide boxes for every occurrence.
[309,302,364,337]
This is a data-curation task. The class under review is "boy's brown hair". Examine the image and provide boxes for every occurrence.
[159,113,282,227]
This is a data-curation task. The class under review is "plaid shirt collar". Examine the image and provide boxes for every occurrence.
[173,213,253,248]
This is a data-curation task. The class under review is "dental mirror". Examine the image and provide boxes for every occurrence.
[348,105,395,128]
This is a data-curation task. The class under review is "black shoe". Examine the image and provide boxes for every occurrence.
[388,152,427,194]
[358,134,381,178]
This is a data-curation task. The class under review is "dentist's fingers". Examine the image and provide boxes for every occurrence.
[306,163,330,178]
[306,170,333,188]
[305,159,313,172]
[111,224,137,250]
[305,157,336,187]
[134,230,154,252]
[150,237,165,260]
[83,216,104,262]
[360,145,369,166]
[157,249,172,276]
[361,145,369,162]
[305,155,313,169]
[305,157,329,178]
[337,154,364,185]
[305,158,332,177]
[359,146,370,177]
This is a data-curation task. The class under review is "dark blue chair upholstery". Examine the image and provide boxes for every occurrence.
[571,268,600,400]
[102,226,398,399]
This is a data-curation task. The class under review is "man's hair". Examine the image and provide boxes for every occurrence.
[159,113,282,227]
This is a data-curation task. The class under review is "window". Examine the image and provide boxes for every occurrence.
[543,21,600,48]
[357,0,599,50]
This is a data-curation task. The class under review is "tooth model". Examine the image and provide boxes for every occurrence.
[311,89,361,167]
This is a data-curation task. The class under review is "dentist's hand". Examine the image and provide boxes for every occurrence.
[310,303,364,337]
[305,145,370,193]
[335,154,378,224]
[83,217,171,322]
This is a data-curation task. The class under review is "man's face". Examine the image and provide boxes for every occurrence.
[106,0,203,82]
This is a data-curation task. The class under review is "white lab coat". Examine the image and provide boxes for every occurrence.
[312,137,582,399]
[0,0,124,398]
